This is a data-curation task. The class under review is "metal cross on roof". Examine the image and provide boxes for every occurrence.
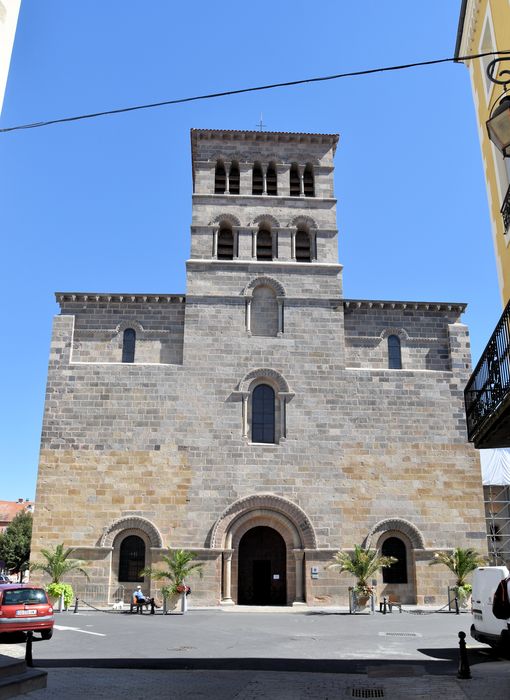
[256,114,266,131]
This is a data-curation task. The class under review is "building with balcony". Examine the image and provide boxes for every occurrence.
[456,0,510,450]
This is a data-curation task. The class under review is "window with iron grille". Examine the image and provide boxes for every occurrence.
[118,535,145,582]
[122,328,136,363]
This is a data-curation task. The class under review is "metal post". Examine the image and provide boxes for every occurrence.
[382,597,387,614]
[457,631,472,679]
[163,596,168,615]
[73,597,79,613]
[454,596,460,615]
[25,631,33,667]
[150,598,155,615]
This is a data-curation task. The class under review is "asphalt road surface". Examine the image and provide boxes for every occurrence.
[0,606,504,675]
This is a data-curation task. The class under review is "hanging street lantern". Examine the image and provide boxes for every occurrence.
[486,57,510,158]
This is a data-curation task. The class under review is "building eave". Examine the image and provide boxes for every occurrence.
[55,292,186,305]
[343,299,467,313]
[454,0,469,60]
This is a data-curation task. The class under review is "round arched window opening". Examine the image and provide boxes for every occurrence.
[251,384,275,443]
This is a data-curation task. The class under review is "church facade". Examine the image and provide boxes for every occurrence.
[31,129,486,606]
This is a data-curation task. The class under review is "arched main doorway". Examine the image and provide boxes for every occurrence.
[238,526,287,605]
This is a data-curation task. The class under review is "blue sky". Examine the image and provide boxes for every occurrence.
[0,1,500,501]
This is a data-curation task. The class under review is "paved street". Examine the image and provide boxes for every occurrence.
[2,607,510,698]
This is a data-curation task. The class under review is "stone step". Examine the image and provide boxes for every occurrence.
[0,668,47,700]
[0,658,25,681]
[0,656,47,699]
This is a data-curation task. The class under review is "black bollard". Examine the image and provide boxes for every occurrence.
[73,597,79,613]
[150,598,155,615]
[382,597,387,614]
[454,596,460,615]
[25,631,33,668]
[457,631,471,679]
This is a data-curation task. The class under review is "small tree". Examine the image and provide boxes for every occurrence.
[328,544,397,596]
[429,547,485,599]
[141,548,203,598]
[30,543,89,584]
[0,511,32,582]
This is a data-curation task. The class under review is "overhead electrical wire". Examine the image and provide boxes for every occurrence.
[1,50,509,134]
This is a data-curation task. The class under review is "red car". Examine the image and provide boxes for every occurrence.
[0,584,54,639]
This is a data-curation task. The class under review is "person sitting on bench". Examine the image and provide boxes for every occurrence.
[133,585,149,613]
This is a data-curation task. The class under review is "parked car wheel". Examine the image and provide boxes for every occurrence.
[40,629,53,640]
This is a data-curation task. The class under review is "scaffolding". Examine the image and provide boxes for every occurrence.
[481,449,510,566]
[484,484,510,565]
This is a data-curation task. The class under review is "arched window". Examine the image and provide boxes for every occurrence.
[214,161,226,194]
[388,335,402,369]
[289,163,300,196]
[218,227,234,260]
[266,163,277,195]
[257,229,273,261]
[381,537,408,584]
[252,162,263,195]
[252,384,275,443]
[229,162,240,194]
[122,328,136,363]
[295,230,311,262]
[303,163,315,197]
[118,535,145,582]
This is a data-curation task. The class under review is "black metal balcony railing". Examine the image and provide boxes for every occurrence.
[502,185,510,233]
[465,299,510,444]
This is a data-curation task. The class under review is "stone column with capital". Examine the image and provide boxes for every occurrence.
[221,549,234,604]
[293,549,306,605]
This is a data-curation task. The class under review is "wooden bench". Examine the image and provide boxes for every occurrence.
[379,595,402,613]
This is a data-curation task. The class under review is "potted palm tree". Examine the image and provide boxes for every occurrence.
[30,543,89,611]
[328,544,397,612]
[429,547,485,608]
[141,549,203,614]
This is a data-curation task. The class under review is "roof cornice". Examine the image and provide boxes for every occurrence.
[454,0,482,61]
[56,292,185,304]
[343,299,467,313]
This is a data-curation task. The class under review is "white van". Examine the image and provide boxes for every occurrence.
[470,566,510,650]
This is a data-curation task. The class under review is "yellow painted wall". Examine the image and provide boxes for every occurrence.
[457,0,510,306]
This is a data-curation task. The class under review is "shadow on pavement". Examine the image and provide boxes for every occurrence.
[31,649,505,675]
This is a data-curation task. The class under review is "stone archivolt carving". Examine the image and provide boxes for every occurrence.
[379,327,410,342]
[238,368,291,394]
[243,276,285,297]
[210,493,317,549]
[100,516,163,548]
[364,518,425,550]
[288,215,318,230]
[115,320,145,336]
[251,214,280,229]
[209,213,241,227]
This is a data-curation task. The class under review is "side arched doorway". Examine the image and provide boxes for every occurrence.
[238,526,287,605]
